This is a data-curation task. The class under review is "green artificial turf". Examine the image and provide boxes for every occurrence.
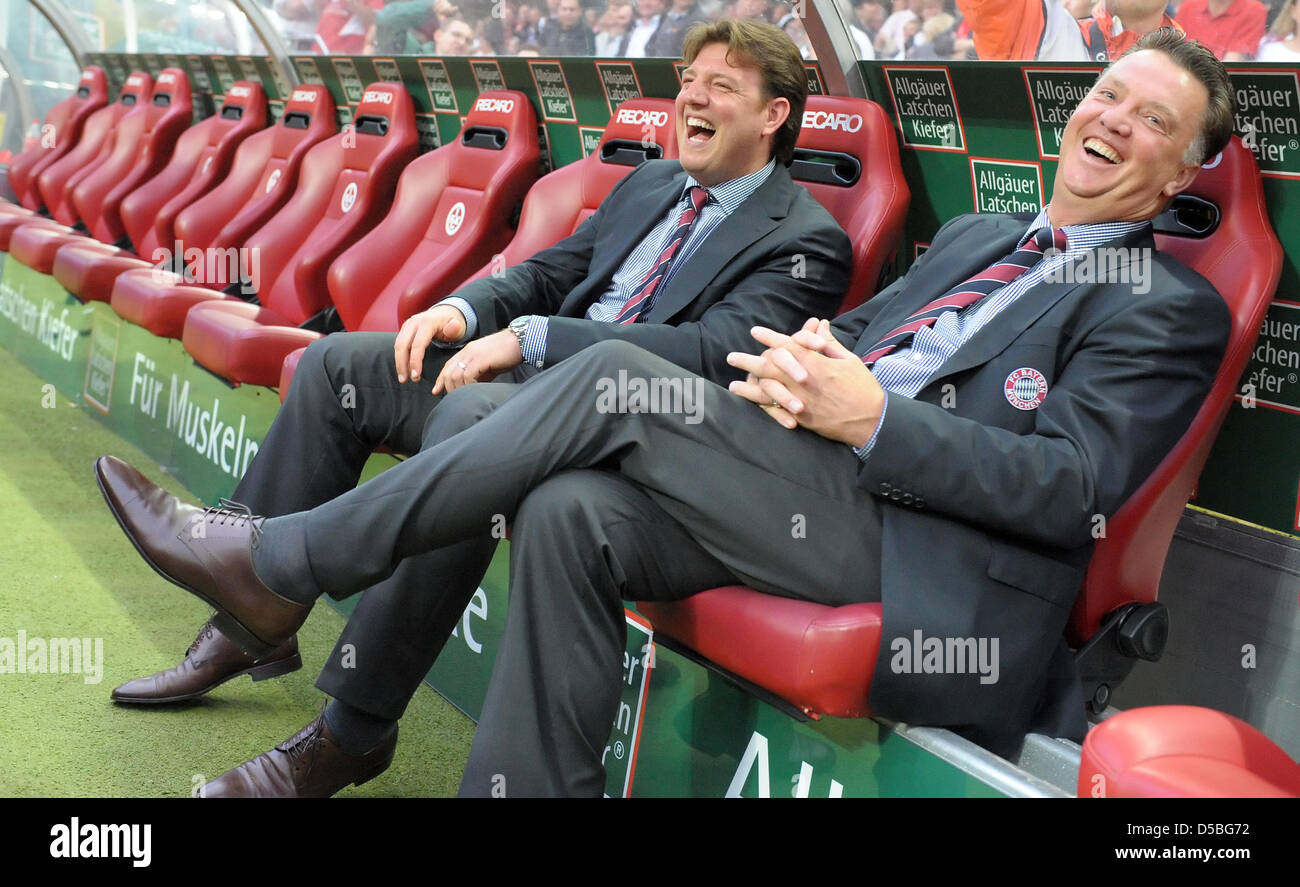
[0,345,474,797]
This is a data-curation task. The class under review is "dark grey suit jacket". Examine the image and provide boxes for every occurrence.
[452,159,851,383]
[833,212,1230,754]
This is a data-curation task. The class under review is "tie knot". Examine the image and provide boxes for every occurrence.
[1034,226,1067,254]
[688,186,709,212]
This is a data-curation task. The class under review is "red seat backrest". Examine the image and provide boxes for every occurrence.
[792,96,909,314]
[170,84,337,286]
[119,80,268,259]
[8,66,110,210]
[241,82,418,324]
[458,97,678,287]
[1069,136,1283,643]
[70,68,194,244]
[39,74,149,226]
[328,90,541,331]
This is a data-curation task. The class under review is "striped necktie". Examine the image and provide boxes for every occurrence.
[614,185,710,325]
[860,226,1068,366]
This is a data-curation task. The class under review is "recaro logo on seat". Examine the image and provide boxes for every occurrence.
[264,169,281,194]
[616,107,669,129]
[801,110,863,132]
[340,182,358,213]
[362,90,394,105]
[290,89,318,103]
[157,73,175,85]
[127,76,143,87]
[228,86,251,98]
[474,97,514,114]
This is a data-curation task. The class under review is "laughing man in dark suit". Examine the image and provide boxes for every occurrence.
[100,19,850,792]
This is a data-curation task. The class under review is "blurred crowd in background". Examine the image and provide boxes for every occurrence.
[256,0,1300,62]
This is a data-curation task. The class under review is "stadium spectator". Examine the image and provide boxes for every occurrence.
[372,0,450,53]
[539,0,598,51]
[315,0,384,53]
[1178,0,1269,58]
[778,11,815,56]
[733,0,773,20]
[847,0,885,57]
[877,0,918,55]
[1257,0,1300,58]
[270,0,329,52]
[909,10,957,56]
[619,0,666,54]
[595,1,636,54]
[955,0,1182,61]
[646,0,709,55]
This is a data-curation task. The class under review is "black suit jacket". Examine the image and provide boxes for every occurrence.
[453,159,850,383]
[832,212,1230,754]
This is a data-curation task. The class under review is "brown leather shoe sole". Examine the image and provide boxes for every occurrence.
[110,652,304,704]
[94,456,280,659]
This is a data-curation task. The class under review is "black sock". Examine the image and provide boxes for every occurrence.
[251,515,320,607]
[324,699,398,756]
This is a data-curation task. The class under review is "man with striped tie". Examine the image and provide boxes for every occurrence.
[96,19,850,794]
[98,30,1235,795]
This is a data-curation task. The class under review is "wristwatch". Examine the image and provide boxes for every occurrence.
[508,315,532,357]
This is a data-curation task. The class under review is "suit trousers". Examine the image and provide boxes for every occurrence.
[230,331,535,720]
[261,341,886,793]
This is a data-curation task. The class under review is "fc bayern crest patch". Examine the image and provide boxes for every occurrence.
[1004,367,1048,410]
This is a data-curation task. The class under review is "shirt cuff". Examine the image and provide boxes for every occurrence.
[852,392,888,462]
[430,297,478,348]
[519,315,548,367]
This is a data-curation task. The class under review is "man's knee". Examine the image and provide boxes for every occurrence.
[295,333,394,400]
[421,382,516,448]
[513,471,642,544]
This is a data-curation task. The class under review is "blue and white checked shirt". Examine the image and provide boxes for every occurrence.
[855,210,1150,459]
[437,158,776,366]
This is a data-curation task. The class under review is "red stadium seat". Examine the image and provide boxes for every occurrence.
[183,90,538,389]
[790,96,908,312]
[8,69,193,272]
[0,75,145,249]
[108,85,338,337]
[51,81,268,304]
[1079,706,1300,797]
[5,66,110,211]
[332,90,540,332]
[278,97,678,397]
[638,136,1282,724]
[180,83,418,386]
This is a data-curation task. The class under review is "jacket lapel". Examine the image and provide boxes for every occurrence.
[923,223,1157,386]
[855,217,1029,353]
[642,164,791,323]
[559,167,687,317]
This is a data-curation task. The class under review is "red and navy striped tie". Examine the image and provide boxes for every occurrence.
[861,226,1068,366]
[614,186,710,325]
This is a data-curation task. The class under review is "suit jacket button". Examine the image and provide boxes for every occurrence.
[902,493,914,505]
[879,482,892,494]
[889,490,903,501]
[915,497,925,509]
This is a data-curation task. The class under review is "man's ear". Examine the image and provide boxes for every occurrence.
[1161,161,1202,200]
[763,97,791,138]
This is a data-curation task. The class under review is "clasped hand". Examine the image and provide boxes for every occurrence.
[726,318,885,448]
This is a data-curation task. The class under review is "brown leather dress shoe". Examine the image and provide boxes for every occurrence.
[111,619,302,704]
[94,455,310,658]
[199,714,397,798]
